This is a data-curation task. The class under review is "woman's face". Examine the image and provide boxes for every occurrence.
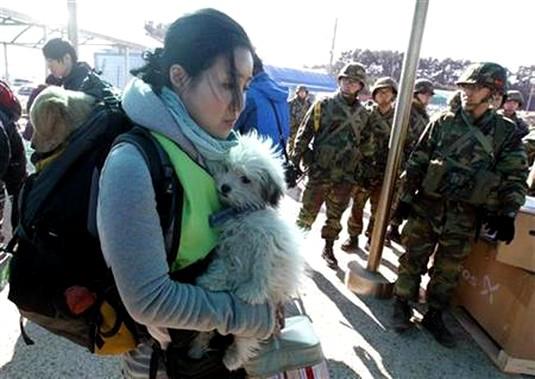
[176,47,253,139]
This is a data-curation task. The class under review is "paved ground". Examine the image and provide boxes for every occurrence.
[0,192,519,379]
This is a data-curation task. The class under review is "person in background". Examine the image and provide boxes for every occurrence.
[42,38,118,102]
[233,53,289,152]
[0,80,27,229]
[289,62,372,269]
[341,77,398,251]
[498,89,530,138]
[391,63,527,348]
[287,85,312,152]
[385,78,434,245]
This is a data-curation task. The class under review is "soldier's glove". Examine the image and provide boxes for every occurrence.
[393,201,412,221]
[493,215,516,244]
[485,215,515,244]
[283,161,302,189]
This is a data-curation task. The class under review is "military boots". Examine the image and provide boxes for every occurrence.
[385,225,401,245]
[392,298,412,332]
[421,309,456,348]
[340,236,359,252]
[321,240,338,269]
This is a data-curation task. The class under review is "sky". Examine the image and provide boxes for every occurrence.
[1,0,534,82]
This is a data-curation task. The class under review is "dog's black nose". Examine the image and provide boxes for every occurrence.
[220,184,231,194]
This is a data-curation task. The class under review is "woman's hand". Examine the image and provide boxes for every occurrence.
[273,302,285,336]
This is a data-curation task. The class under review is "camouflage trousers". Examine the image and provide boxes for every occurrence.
[296,180,354,240]
[347,184,382,238]
[394,196,477,310]
[287,126,298,154]
[388,176,404,227]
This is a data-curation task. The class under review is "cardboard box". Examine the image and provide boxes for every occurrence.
[496,208,535,273]
[455,241,535,360]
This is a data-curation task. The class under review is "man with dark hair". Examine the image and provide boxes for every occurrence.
[42,38,119,101]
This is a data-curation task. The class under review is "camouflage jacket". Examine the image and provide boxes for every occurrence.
[402,108,528,215]
[498,110,530,139]
[290,91,372,183]
[404,99,430,161]
[361,103,394,185]
[524,128,535,167]
[288,96,312,149]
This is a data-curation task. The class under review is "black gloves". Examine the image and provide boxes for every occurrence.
[393,201,412,222]
[283,161,302,189]
[485,215,516,244]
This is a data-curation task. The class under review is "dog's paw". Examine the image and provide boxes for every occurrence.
[223,350,244,371]
[235,286,265,305]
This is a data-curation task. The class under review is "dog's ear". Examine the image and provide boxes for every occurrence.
[263,178,284,207]
[31,98,69,153]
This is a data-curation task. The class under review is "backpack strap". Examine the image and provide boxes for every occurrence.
[110,127,182,263]
[313,101,322,132]
[265,99,291,164]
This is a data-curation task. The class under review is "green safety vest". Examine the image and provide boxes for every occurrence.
[152,132,222,271]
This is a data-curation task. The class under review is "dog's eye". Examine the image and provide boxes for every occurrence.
[240,176,251,184]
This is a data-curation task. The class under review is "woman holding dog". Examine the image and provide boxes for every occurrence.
[97,9,278,379]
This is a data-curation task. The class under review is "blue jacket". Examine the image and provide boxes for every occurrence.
[235,72,289,151]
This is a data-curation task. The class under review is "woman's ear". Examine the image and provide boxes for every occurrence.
[169,64,189,91]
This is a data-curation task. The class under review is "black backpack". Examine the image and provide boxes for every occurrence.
[6,101,180,354]
[6,101,245,378]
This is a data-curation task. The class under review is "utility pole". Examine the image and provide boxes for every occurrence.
[3,43,8,83]
[329,18,338,73]
[526,78,535,112]
[346,0,430,298]
[67,0,79,54]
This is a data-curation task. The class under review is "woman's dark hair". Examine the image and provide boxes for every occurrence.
[42,38,78,63]
[252,52,264,76]
[132,8,254,108]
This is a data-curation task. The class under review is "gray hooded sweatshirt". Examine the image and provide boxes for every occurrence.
[97,79,274,377]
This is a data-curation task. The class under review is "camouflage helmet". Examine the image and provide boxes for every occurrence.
[371,77,398,99]
[295,84,308,94]
[456,62,507,94]
[338,62,367,87]
[414,79,435,95]
[504,90,524,107]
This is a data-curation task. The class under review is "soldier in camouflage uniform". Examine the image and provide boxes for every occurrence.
[385,78,435,244]
[391,63,528,348]
[288,85,312,152]
[290,62,372,269]
[341,77,398,251]
[499,90,530,138]
[525,127,535,196]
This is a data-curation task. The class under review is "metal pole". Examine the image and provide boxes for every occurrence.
[3,43,8,83]
[124,47,130,88]
[367,0,429,272]
[67,0,79,54]
[329,18,338,72]
[526,81,534,112]
[42,26,50,80]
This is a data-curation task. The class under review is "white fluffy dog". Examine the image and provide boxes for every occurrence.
[189,133,305,371]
